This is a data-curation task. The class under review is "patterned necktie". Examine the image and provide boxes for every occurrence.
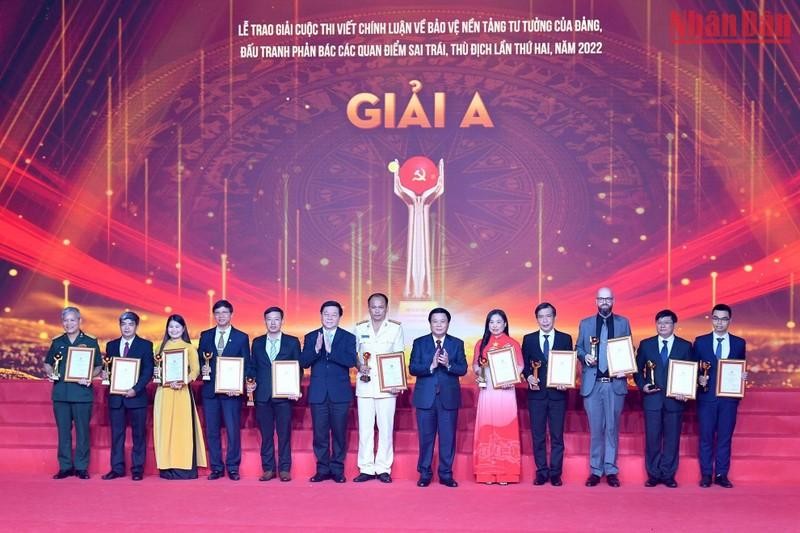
[660,340,669,365]
[715,338,723,359]
[267,338,279,361]
[598,318,609,373]
[123,341,130,357]
[217,331,225,352]
[543,334,550,360]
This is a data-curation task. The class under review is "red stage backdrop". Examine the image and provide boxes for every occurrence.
[0,0,798,386]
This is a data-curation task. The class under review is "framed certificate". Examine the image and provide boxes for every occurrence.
[215,356,244,394]
[486,346,520,388]
[272,360,301,398]
[109,357,141,395]
[64,347,95,383]
[376,352,407,392]
[666,359,698,400]
[162,348,187,385]
[716,359,746,398]
[606,336,637,375]
[546,350,577,388]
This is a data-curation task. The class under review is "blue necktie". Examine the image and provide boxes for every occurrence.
[598,318,609,373]
[660,340,669,365]
[543,334,550,361]
[715,338,723,359]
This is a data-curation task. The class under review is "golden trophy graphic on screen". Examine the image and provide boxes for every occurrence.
[389,156,444,306]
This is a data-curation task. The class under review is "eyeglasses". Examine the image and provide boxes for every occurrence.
[596,297,614,302]
[711,316,730,322]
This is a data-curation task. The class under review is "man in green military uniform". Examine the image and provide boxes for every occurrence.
[43,306,102,479]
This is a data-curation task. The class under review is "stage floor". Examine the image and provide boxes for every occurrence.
[2,475,798,532]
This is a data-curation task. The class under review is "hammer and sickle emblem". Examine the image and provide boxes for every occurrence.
[412,168,426,181]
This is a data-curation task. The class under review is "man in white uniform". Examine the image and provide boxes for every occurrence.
[352,292,405,483]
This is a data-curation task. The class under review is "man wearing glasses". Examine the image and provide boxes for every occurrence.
[695,304,747,488]
[576,287,632,487]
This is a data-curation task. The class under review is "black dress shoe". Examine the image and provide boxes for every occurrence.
[309,472,330,482]
[208,471,224,480]
[645,477,660,487]
[332,474,346,483]
[353,473,376,482]
[700,475,712,488]
[228,472,240,481]
[53,469,74,479]
[550,476,562,486]
[102,471,124,480]
[585,474,601,487]
[439,478,458,488]
[417,477,431,487]
[533,474,549,485]
[132,473,143,481]
[714,475,733,488]
[377,473,392,483]
[606,474,620,487]
[279,471,291,482]
[75,470,90,480]
[664,478,678,488]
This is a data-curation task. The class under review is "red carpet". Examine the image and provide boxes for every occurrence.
[0,476,798,532]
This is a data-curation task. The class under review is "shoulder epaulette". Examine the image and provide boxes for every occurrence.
[388,319,402,325]
[356,320,368,325]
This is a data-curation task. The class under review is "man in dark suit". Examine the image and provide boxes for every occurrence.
[695,303,747,489]
[634,309,694,488]
[198,299,252,480]
[409,307,468,488]
[250,306,301,482]
[576,287,632,487]
[521,302,573,486]
[43,307,102,480]
[101,311,154,481]
[299,300,358,483]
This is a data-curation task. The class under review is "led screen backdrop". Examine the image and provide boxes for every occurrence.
[0,0,798,386]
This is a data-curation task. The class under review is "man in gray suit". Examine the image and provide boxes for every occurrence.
[576,287,632,487]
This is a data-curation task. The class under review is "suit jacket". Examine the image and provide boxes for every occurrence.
[198,326,253,399]
[105,336,154,409]
[633,335,695,412]
[521,329,574,401]
[694,332,746,404]
[251,333,302,403]
[409,334,468,410]
[576,313,632,397]
[299,328,357,404]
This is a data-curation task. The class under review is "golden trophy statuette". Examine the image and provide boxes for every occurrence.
[646,360,658,389]
[153,352,163,384]
[476,356,488,389]
[51,353,63,381]
[246,378,255,407]
[360,352,372,383]
[530,360,542,390]
[202,352,212,381]
[101,356,112,385]
[700,361,711,392]
[589,336,600,361]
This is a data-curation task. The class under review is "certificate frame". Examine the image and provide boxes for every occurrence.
[161,348,187,385]
[546,350,577,388]
[375,351,408,392]
[272,360,301,398]
[606,336,637,375]
[64,346,95,383]
[109,357,141,395]
[716,359,746,399]
[666,359,698,400]
[214,356,244,394]
[486,346,520,388]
